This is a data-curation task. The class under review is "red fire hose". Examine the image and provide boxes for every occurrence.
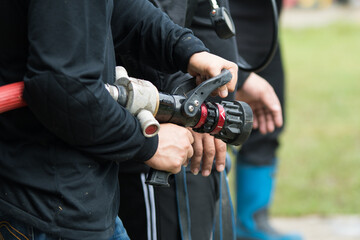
[0,82,27,113]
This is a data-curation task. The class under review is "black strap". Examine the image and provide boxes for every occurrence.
[175,166,235,240]
[213,170,236,240]
[174,167,192,240]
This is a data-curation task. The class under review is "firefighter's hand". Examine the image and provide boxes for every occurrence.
[187,51,238,98]
[145,124,194,174]
[189,130,226,177]
[236,73,283,134]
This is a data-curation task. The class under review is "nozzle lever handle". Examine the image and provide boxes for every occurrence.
[183,69,231,117]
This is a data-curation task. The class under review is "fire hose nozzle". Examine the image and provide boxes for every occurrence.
[113,66,161,137]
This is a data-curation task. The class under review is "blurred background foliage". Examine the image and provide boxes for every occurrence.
[274,21,360,216]
[229,8,360,216]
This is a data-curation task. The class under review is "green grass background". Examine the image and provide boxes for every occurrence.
[229,21,360,216]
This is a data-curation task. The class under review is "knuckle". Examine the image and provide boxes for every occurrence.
[194,151,203,158]
[205,148,216,157]
[181,138,191,147]
[230,62,238,70]
[216,143,226,152]
[175,161,182,169]
[173,165,182,174]
[194,144,203,152]
[188,149,194,158]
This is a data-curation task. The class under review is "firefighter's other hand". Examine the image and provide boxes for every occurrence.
[145,124,194,174]
[189,130,226,177]
[236,73,283,134]
[187,51,238,98]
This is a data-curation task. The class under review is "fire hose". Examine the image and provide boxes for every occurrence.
[0,67,253,187]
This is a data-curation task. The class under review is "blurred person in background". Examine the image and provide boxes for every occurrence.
[230,0,303,239]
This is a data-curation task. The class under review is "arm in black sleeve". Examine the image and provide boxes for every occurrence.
[23,0,157,162]
[111,0,208,74]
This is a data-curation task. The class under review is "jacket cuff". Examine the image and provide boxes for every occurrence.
[133,134,159,162]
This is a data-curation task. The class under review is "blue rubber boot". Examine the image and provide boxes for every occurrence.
[235,159,303,240]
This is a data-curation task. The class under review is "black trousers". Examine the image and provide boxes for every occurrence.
[118,172,220,240]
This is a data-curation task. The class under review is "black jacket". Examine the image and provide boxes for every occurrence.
[0,0,207,239]
[117,0,248,175]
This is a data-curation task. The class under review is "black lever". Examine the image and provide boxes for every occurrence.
[182,69,232,117]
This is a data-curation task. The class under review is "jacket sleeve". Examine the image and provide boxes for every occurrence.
[23,0,158,162]
[111,0,209,74]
